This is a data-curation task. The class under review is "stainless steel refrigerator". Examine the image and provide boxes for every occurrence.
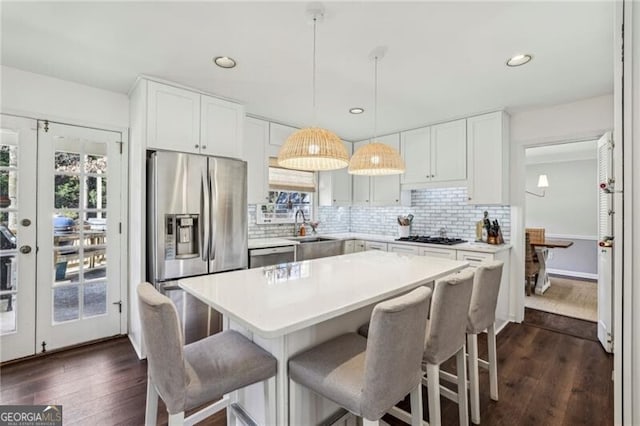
[147,151,247,343]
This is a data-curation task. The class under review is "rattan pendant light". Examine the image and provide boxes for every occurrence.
[277,5,349,171]
[349,48,405,176]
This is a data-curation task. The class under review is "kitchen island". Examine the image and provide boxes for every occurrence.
[180,251,468,425]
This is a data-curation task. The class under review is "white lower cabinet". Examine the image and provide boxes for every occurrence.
[364,241,388,251]
[387,243,420,255]
[353,240,366,252]
[343,240,355,254]
[419,246,457,259]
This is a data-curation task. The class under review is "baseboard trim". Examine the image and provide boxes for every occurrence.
[128,334,144,360]
[547,268,598,281]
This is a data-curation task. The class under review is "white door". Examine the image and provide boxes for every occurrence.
[36,122,123,352]
[0,116,38,362]
[597,132,613,353]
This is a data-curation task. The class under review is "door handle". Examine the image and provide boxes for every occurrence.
[20,245,31,254]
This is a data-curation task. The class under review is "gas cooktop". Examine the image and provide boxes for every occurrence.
[395,236,467,245]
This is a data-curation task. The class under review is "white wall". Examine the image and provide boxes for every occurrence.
[507,93,613,322]
[0,65,129,129]
[525,159,597,236]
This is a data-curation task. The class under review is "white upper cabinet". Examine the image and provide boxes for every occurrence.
[147,81,200,153]
[146,80,244,158]
[200,95,244,159]
[269,122,298,147]
[244,117,269,205]
[351,140,371,205]
[319,141,352,206]
[401,126,431,184]
[467,111,510,205]
[400,119,467,189]
[370,134,402,205]
[430,119,467,182]
[352,135,403,206]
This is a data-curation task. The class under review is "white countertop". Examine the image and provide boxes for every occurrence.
[247,233,511,253]
[320,232,512,253]
[180,251,468,338]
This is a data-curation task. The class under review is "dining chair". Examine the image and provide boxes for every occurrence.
[288,286,432,426]
[438,261,504,424]
[525,233,540,296]
[137,282,277,426]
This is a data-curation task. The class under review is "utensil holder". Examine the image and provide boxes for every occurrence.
[398,225,410,238]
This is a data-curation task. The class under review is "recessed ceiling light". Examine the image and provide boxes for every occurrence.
[213,56,237,69]
[506,54,532,67]
[349,107,365,114]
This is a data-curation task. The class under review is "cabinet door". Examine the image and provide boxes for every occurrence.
[401,126,431,184]
[319,141,352,206]
[200,95,244,158]
[365,241,388,251]
[351,140,371,205]
[244,117,269,204]
[419,247,457,259]
[343,240,355,254]
[371,134,401,205]
[147,81,200,153]
[467,112,509,205]
[430,119,467,182]
[388,244,419,255]
[353,240,366,252]
[269,122,298,147]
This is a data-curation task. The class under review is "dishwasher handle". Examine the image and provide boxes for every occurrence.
[250,245,296,257]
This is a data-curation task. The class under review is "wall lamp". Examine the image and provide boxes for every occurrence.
[526,174,549,197]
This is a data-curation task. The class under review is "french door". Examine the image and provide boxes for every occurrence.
[0,116,38,361]
[0,116,123,361]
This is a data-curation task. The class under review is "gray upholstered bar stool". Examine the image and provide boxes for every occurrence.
[360,270,475,426]
[440,261,504,424]
[137,283,277,426]
[288,286,432,426]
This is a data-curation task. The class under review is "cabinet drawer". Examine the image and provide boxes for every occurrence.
[387,244,419,255]
[419,247,456,259]
[456,250,494,267]
[364,241,388,252]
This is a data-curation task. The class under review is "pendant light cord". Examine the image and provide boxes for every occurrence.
[373,55,378,141]
[312,16,317,126]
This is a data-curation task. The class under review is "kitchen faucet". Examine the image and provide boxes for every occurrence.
[294,209,307,236]
[439,225,448,239]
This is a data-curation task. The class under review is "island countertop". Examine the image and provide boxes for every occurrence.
[179,251,468,338]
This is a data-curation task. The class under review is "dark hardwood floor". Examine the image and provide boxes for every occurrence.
[0,315,612,426]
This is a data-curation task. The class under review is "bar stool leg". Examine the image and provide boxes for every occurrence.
[426,363,441,426]
[456,346,469,426]
[467,333,480,424]
[167,411,185,426]
[410,383,423,426]
[145,376,159,426]
[363,419,381,426]
[488,323,499,401]
[264,376,276,426]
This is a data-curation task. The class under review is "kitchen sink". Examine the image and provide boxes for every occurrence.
[286,236,345,260]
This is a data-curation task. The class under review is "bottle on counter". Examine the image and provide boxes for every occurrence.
[299,223,306,236]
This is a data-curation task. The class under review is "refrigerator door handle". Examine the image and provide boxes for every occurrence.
[201,170,210,261]
[209,169,216,261]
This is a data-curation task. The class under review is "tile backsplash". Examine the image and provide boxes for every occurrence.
[249,187,510,242]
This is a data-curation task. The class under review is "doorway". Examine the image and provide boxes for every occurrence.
[0,115,124,362]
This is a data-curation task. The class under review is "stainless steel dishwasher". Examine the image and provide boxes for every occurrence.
[249,245,296,268]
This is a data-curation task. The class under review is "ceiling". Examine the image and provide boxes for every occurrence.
[1,2,613,141]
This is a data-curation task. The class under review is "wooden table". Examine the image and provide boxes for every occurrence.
[531,239,574,294]
[180,251,468,425]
